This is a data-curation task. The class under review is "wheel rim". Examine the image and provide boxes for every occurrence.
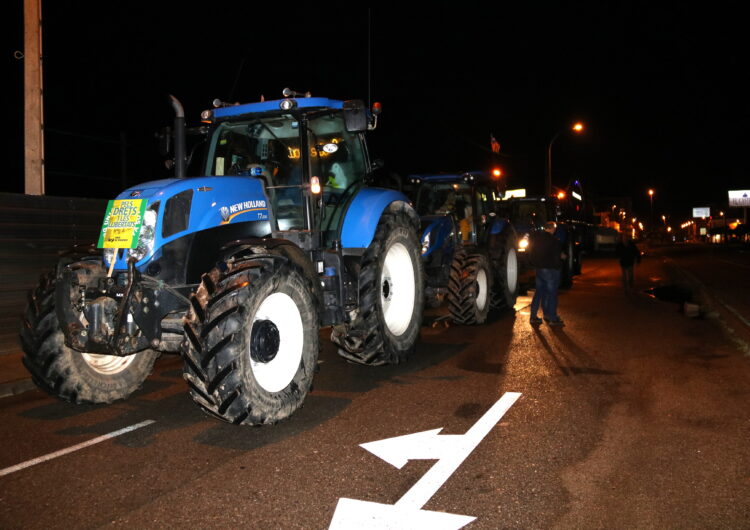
[476,268,488,311]
[249,292,304,393]
[81,353,136,375]
[381,242,416,336]
[506,248,518,294]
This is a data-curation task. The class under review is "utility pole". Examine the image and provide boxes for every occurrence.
[24,0,45,195]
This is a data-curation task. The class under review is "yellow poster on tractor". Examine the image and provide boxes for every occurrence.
[97,199,148,249]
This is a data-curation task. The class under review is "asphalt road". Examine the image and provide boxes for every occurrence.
[1,251,749,529]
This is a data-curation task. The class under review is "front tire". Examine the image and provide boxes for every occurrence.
[334,207,424,365]
[447,249,492,325]
[20,266,158,404]
[182,257,319,425]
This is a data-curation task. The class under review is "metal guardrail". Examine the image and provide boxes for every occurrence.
[0,192,107,354]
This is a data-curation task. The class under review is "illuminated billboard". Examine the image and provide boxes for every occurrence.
[692,207,710,218]
[728,190,750,207]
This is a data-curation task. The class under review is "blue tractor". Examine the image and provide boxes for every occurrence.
[409,172,519,324]
[20,89,424,425]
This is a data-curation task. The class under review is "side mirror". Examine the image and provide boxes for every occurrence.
[343,100,367,132]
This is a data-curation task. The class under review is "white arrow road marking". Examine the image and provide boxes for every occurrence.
[330,392,522,529]
[0,420,156,477]
[359,428,463,469]
[329,498,476,530]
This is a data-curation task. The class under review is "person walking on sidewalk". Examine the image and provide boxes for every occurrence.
[615,233,641,291]
[529,221,566,326]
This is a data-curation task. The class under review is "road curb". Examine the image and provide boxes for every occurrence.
[663,258,750,356]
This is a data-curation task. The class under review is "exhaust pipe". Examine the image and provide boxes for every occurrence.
[169,95,186,179]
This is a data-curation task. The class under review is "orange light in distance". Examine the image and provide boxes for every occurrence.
[648,189,654,196]
[572,122,584,132]
[492,168,503,179]
[557,191,566,200]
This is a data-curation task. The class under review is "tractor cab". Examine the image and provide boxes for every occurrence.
[202,96,375,246]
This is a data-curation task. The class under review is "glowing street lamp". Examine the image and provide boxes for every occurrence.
[546,122,585,196]
[648,189,655,225]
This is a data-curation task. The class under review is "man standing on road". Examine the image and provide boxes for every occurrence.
[529,221,566,326]
[615,233,641,291]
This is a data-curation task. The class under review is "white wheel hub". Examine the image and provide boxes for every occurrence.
[380,242,416,336]
[250,292,303,393]
[476,268,488,311]
[506,248,518,294]
[81,353,136,375]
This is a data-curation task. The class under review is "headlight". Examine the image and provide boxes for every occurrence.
[129,202,160,262]
[421,232,431,255]
[518,235,529,252]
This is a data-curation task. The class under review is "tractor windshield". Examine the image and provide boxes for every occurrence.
[206,116,307,229]
[416,182,475,242]
[206,117,301,184]
[205,112,368,234]
[511,200,548,226]
[416,182,472,217]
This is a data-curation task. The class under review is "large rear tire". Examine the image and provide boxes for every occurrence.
[20,265,158,404]
[490,230,520,311]
[447,249,492,325]
[182,257,319,425]
[333,207,424,365]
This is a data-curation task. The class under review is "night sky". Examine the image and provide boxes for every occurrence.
[8,2,750,223]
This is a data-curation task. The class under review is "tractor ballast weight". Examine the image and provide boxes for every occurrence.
[20,90,424,425]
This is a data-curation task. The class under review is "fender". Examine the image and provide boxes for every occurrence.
[489,217,508,235]
[339,188,415,249]
[219,237,323,312]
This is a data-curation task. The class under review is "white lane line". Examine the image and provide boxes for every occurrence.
[0,419,155,477]
[718,298,750,329]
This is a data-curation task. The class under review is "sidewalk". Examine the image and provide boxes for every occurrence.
[662,258,750,356]
[0,347,36,399]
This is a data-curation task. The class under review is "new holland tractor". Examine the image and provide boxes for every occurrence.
[408,172,519,325]
[20,89,424,425]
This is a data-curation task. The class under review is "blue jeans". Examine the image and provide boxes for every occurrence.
[621,265,634,290]
[531,268,561,321]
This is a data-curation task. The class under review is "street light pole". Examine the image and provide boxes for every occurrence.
[545,131,561,196]
[546,122,584,196]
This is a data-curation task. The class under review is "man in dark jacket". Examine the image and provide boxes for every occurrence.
[529,221,566,326]
[615,233,641,291]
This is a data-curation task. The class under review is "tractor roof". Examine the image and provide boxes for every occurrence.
[408,171,490,184]
[213,97,345,120]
